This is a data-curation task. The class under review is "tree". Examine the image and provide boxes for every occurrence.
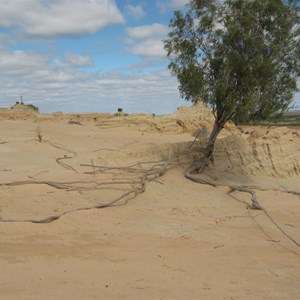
[164,0,299,173]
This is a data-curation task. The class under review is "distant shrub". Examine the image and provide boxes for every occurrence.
[117,108,123,113]
[27,104,39,112]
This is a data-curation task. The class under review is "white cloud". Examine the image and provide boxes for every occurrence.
[171,0,189,7]
[0,2,184,114]
[0,33,7,49]
[0,49,182,114]
[156,0,189,13]
[64,54,93,68]
[127,57,166,72]
[125,4,146,20]
[0,0,124,37]
[0,50,47,75]
[131,38,167,57]
[127,23,169,40]
[126,24,168,58]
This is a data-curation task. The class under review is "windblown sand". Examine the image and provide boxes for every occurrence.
[0,104,299,299]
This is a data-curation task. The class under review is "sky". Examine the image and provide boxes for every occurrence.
[0,0,299,114]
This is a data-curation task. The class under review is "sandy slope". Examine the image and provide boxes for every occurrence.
[0,105,300,299]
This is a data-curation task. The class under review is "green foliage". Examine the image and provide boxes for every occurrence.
[240,109,300,126]
[164,0,300,124]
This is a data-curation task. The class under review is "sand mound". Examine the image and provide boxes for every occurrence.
[0,103,39,120]
[207,126,300,183]
[0,101,237,136]
[95,102,237,136]
[94,125,300,188]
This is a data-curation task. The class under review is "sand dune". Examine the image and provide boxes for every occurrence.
[0,104,299,299]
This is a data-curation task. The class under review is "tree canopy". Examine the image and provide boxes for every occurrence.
[164,0,300,124]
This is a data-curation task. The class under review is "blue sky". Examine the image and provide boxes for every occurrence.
[0,0,299,114]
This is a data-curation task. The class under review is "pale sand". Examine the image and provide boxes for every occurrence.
[0,105,299,299]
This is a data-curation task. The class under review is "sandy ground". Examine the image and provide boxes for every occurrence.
[0,110,300,299]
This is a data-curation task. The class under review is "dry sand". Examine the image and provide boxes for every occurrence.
[0,104,300,299]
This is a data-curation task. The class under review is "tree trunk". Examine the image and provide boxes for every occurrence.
[204,119,225,161]
[188,117,226,174]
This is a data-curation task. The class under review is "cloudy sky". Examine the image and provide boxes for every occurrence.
[0,0,299,114]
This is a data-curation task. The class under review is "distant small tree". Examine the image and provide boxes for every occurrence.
[164,0,299,172]
[117,107,123,113]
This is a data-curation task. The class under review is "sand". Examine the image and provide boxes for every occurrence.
[0,104,299,299]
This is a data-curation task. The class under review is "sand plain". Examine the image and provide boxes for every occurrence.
[0,104,299,299]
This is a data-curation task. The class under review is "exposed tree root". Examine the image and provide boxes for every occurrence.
[0,148,202,224]
[185,159,300,248]
[279,185,300,196]
[56,155,78,173]
[0,145,299,249]
[227,188,300,247]
[92,148,115,153]
[228,186,261,209]
[0,176,146,223]
[0,189,140,223]
[43,140,77,156]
